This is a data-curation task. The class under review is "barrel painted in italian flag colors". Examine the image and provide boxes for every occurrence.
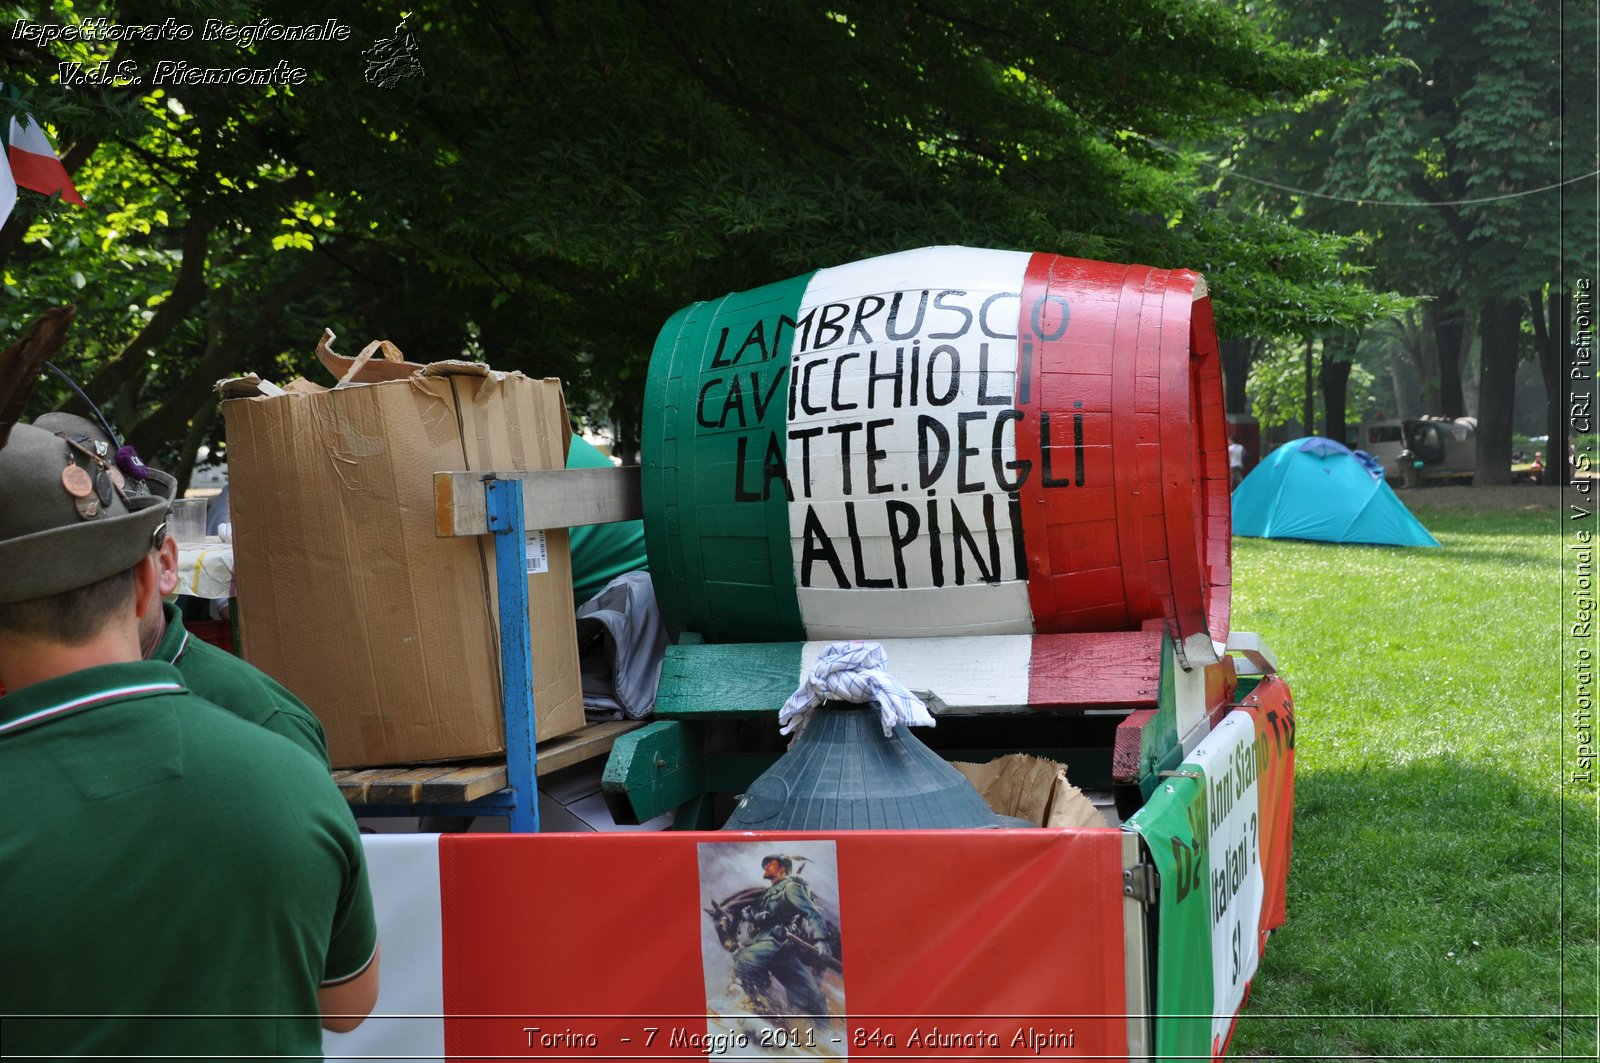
[643,246,1230,665]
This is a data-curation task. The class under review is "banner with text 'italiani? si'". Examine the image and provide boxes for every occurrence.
[327,828,1132,1062]
[1127,680,1296,1063]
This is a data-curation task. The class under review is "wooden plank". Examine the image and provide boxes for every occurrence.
[414,761,507,804]
[332,722,645,808]
[435,465,642,537]
[600,720,707,824]
[1028,630,1162,707]
[1110,265,1156,624]
[1111,710,1158,784]
[1225,631,1279,676]
[366,765,462,805]
[533,719,644,776]
[805,635,1035,710]
[661,633,1164,718]
[1157,272,1212,661]
[1206,656,1239,728]
[654,642,800,717]
[332,768,389,804]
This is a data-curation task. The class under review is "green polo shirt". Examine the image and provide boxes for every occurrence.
[0,661,377,1059]
[153,602,330,768]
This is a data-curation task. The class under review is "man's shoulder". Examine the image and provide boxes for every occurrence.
[175,631,330,765]
[174,688,325,770]
[4,673,333,805]
[177,632,276,692]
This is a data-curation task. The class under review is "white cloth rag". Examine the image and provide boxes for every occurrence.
[778,641,935,739]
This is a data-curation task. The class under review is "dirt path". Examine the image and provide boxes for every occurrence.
[1395,483,1567,514]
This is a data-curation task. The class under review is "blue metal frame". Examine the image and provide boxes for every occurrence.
[487,477,540,832]
[349,475,541,831]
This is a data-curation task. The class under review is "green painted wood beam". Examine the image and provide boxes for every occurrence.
[654,642,801,717]
[600,720,708,824]
[1136,633,1182,801]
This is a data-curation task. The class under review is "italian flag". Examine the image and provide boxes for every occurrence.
[4,113,84,207]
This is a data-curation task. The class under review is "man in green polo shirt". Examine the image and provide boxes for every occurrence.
[34,412,332,767]
[0,419,379,1057]
[145,592,332,764]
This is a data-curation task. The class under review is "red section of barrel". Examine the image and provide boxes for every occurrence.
[1016,254,1229,662]
[1186,291,1232,655]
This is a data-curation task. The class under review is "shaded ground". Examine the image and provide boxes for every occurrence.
[1395,483,1566,514]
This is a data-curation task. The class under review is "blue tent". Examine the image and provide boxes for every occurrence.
[1233,437,1440,547]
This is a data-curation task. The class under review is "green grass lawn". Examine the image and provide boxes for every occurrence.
[1226,490,1598,1060]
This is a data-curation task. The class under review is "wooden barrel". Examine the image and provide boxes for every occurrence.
[642,247,1230,665]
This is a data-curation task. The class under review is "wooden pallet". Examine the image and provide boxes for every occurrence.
[333,720,643,806]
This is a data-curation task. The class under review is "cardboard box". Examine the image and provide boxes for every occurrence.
[221,363,584,768]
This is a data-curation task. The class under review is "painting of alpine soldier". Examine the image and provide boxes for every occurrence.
[698,842,847,1056]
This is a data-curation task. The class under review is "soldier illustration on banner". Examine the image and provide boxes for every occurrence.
[698,841,847,1059]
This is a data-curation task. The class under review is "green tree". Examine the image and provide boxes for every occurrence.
[1247,333,1375,437]
[4,0,1407,476]
[1235,0,1598,484]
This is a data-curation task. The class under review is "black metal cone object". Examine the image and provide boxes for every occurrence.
[722,700,1009,830]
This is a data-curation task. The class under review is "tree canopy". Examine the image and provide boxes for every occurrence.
[1230,0,1597,480]
[3,0,1408,474]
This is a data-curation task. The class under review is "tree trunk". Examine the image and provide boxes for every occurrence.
[607,344,645,465]
[1386,309,1424,418]
[1530,286,1573,484]
[1474,298,1522,485]
[169,395,219,496]
[1319,334,1356,445]
[81,212,214,409]
[1220,337,1256,415]
[1414,307,1441,412]
[1387,346,1418,419]
[1429,293,1469,418]
[1302,337,1316,437]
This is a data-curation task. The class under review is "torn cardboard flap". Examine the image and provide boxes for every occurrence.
[952,754,1106,829]
[316,329,421,385]
[419,359,491,378]
[216,359,515,400]
[216,374,286,399]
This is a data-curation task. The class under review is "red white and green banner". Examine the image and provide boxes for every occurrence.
[0,85,84,228]
[327,829,1134,1061]
[642,246,1230,666]
[5,114,83,206]
[1126,676,1296,1062]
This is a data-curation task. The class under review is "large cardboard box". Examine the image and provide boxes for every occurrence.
[221,364,584,768]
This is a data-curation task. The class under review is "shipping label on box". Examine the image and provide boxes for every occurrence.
[222,368,584,768]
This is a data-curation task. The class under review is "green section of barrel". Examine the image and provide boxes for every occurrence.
[642,274,814,641]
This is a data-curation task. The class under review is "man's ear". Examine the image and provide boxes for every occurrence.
[157,536,180,598]
[133,553,159,620]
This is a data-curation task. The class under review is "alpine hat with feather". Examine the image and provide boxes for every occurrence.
[0,308,174,606]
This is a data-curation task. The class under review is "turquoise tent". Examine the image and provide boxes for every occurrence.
[1233,437,1440,547]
